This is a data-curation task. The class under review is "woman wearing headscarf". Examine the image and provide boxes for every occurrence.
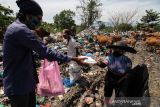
[3,0,87,107]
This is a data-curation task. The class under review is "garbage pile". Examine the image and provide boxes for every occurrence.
[0,30,160,107]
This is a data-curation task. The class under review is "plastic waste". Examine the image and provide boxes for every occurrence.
[63,78,76,87]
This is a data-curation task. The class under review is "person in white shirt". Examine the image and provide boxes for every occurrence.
[62,29,81,83]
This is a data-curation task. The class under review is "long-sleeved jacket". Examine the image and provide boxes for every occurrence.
[3,19,71,96]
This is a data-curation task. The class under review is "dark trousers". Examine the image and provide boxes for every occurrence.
[8,91,36,107]
[104,71,124,97]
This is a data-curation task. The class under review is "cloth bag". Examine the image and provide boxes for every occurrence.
[37,59,65,96]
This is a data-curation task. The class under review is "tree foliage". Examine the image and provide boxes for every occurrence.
[96,21,105,30]
[53,10,76,32]
[154,24,160,31]
[108,9,138,31]
[0,4,14,31]
[40,22,56,33]
[76,0,102,28]
[140,9,160,28]
[117,23,133,32]
[104,26,113,33]
[0,4,15,43]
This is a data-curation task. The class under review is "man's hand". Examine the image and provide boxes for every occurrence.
[96,60,107,68]
[71,57,89,66]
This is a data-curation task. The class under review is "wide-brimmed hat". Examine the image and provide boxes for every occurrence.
[106,41,137,54]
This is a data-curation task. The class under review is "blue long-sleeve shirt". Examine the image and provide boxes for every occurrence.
[105,54,132,74]
[3,19,71,96]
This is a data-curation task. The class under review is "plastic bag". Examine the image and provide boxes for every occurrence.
[37,59,65,96]
[68,61,81,82]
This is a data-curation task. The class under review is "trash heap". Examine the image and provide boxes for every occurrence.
[0,30,160,107]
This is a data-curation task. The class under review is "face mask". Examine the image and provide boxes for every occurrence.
[26,15,41,30]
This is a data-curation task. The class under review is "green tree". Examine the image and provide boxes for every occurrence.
[97,21,105,30]
[108,9,138,31]
[0,4,15,43]
[0,4,14,31]
[104,26,113,33]
[136,22,147,30]
[53,10,76,31]
[154,24,160,31]
[140,9,160,28]
[40,22,56,33]
[77,0,102,28]
[117,23,133,32]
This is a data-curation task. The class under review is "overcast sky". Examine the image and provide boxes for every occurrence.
[1,0,160,24]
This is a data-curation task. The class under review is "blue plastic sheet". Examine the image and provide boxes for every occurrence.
[63,78,76,87]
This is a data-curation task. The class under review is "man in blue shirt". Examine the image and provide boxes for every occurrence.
[3,0,87,107]
[96,42,136,106]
